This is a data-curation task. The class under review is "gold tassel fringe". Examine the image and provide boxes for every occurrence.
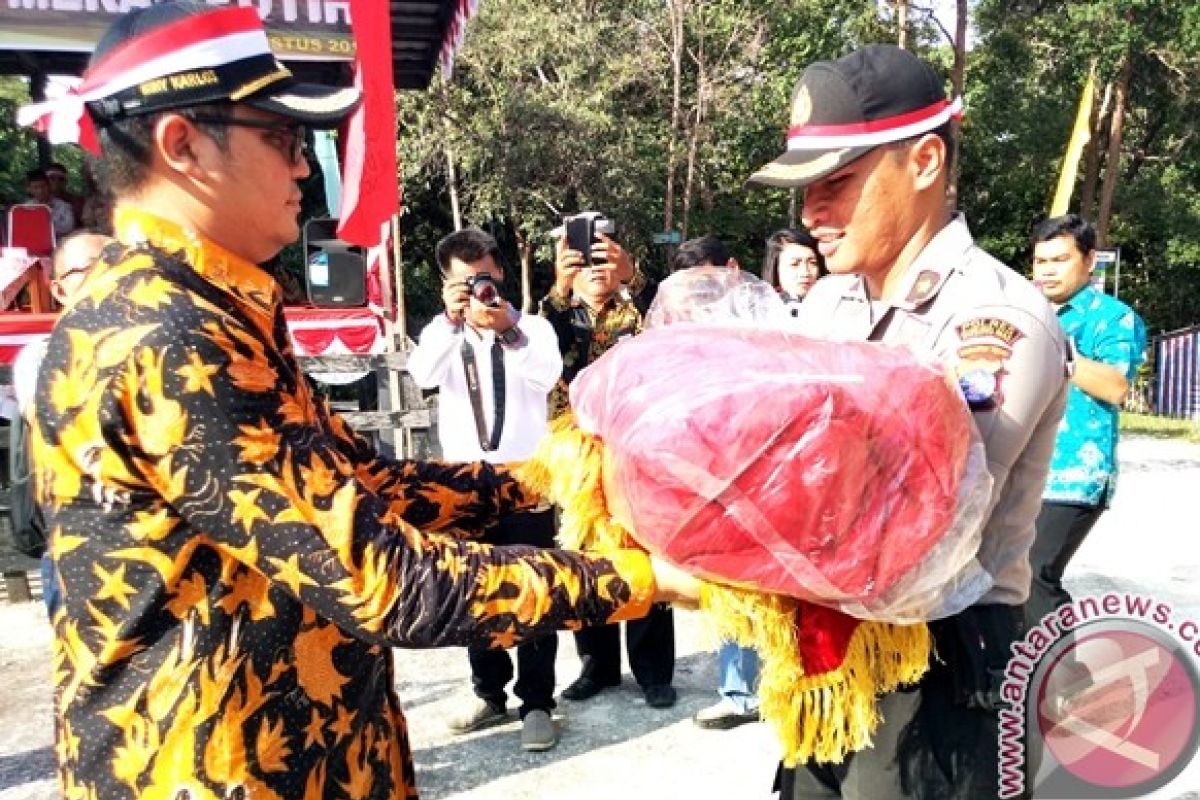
[515,413,632,551]
[702,583,931,766]
[520,417,933,766]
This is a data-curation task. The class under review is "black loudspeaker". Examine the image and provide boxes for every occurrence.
[303,218,367,307]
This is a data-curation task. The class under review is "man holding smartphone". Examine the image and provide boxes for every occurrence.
[538,216,678,709]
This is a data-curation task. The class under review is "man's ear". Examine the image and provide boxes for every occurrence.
[153,113,210,180]
[910,133,947,192]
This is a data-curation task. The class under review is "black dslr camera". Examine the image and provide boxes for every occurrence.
[464,273,501,308]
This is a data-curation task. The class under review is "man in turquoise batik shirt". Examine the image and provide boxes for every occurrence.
[1024,214,1146,630]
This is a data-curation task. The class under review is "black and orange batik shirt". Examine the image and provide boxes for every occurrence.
[537,286,644,421]
[32,208,655,800]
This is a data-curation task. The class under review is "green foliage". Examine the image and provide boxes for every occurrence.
[397,0,906,323]
[965,0,1200,332]
[395,0,1200,337]
[0,77,41,204]
[1120,412,1200,442]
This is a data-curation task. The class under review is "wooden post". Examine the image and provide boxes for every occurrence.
[388,214,413,456]
[391,214,407,342]
[4,572,32,604]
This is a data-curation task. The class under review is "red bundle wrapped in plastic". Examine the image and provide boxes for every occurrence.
[571,323,990,621]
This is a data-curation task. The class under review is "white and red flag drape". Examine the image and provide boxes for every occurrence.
[337,0,399,250]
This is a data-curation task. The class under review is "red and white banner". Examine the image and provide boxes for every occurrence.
[0,313,56,365]
[439,0,481,79]
[337,0,398,249]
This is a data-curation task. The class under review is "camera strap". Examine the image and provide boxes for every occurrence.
[460,336,506,452]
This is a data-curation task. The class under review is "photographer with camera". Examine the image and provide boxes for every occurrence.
[538,213,678,710]
[408,228,565,752]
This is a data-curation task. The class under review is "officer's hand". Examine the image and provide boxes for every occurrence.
[443,280,469,323]
[555,236,584,296]
[651,555,701,605]
[594,234,634,283]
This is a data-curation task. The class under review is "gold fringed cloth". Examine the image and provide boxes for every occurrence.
[517,416,932,766]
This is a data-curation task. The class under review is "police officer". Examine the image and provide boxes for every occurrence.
[749,44,1069,800]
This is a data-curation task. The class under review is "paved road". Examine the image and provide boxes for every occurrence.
[1,435,1198,800]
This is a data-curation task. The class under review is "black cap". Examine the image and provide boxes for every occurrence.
[85,2,359,129]
[749,44,957,188]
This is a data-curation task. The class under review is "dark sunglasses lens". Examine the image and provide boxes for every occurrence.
[289,128,308,164]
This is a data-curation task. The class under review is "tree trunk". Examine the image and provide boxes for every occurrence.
[682,109,699,240]
[445,142,463,231]
[897,1,908,49]
[519,241,534,314]
[946,0,968,207]
[682,37,708,241]
[1096,53,1132,247]
[663,0,687,237]
[1079,79,1113,221]
[509,206,534,313]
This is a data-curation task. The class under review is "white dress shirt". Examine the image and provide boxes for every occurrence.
[407,312,562,463]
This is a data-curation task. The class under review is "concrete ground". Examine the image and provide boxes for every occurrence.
[1,434,1198,800]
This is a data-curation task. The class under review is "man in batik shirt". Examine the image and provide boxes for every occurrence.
[538,224,678,710]
[1025,214,1147,629]
[21,5,691,800]
[538,228,643,420]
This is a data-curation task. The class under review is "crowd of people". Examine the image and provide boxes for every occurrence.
[10,3,1149,800]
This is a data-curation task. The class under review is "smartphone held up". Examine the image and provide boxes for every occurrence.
[562,211,616,267]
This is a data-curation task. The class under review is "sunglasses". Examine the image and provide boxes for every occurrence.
[187,114,310,165]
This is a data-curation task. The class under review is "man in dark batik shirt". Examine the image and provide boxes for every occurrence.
[21,6,693,800]
[538,223,678,710]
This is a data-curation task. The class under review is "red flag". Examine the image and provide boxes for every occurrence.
[338,0,399,248]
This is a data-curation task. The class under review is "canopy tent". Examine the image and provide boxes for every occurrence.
[0,1,481,341]
[0,0,476,90]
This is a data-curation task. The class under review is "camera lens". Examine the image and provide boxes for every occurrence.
[471,279,500,307]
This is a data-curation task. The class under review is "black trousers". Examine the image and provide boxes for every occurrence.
[469,508,558,718]
[1023,501,1104,632]
[572,602,675,688]
[777,605,1023,800]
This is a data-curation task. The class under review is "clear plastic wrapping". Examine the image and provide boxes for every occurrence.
[569,269,992,622]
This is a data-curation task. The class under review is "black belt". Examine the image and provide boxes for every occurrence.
[461,337,506,452]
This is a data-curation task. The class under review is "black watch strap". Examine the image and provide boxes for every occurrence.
[497,323,523,347]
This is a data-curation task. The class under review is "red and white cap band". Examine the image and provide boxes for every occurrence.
[786,96,963,151]
[18,7,277,152]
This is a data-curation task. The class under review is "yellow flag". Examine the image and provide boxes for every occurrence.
[1050,67,1096,217]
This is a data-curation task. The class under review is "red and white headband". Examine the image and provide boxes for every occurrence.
[18,7,276,153]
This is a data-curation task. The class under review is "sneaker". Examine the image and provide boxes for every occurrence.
[642,684,677,709]
[520,709,558,752]
[693,697,760,729]
[447,699,508,734]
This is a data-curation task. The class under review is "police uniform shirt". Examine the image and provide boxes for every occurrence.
[795,214,1069,605]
